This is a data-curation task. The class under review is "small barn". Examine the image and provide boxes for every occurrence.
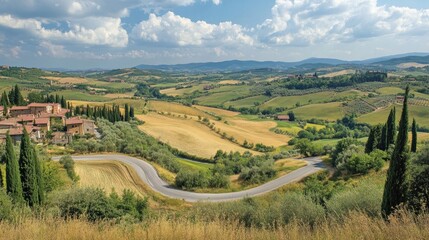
[276,115,290,121]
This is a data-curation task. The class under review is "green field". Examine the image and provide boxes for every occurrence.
[225,95,270,108]
[357,104,429,127]
[196,86,252,106]
[176,158,213,172]
[53,90,110,102]
[292,102,346,121]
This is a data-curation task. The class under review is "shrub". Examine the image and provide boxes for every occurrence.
[281,192,325,226]
[48,188,148,222]
[59,155,79,183]
[0,189,13,221]
[343,152,384,174]
[175,171,209,190]
[326,182,383,218]
[239,163,276,184]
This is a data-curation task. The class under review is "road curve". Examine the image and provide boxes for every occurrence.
[53,154,325,202]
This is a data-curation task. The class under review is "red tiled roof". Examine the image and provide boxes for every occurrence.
[10,106,29,111]
[276,115,290,120]
[28,103,60,107]
[66,117,83,125]
[17,114,35,122]
[34,118,49,125]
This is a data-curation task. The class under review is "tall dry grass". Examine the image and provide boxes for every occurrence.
[1,211,429,240]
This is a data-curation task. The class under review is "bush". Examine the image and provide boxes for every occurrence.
[59,155,79,183]
[326,182,383,218]
[343,152,384,174]
[281,192,326,226]
[0,189,13,221]
[209,172,230,188]
[48,188,148,222]
[175,171,209,190]
[239,164,276,184]
[294,139,324,157]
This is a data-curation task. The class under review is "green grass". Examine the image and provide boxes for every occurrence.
[196,85,252,106]
[376,87,404,95]
[357,104,429,127]
[261,90,365,110]
[53,90,110,102]
[292,102,346,121]
[225,95,270,108]
[313,137,368,147]
[176,158,212,172]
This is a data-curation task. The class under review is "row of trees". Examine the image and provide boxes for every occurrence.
[68,103,135,123]
[1,85,25,107]
[2,130,44,206]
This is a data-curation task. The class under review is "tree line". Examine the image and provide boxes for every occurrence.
[67,103,135,123]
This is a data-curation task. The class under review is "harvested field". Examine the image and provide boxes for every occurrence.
[75,161,149,197]
[194,105,240,117]
[43,76,88,84]
[136,113,257,158]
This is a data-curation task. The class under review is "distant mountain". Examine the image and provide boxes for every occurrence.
[372,55,429,66]
[134,53,429,72]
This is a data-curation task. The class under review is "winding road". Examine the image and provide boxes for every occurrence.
[54,154,325,202]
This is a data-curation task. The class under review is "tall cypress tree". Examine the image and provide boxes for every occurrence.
[130,106,135,118]
[379,123,388,151]
[411,118,417,153]
[365,124,382,153]
[14,85,25,106]
[124,104,130,122]
[382,86,410,218]
[19,128,39,206]
[33,147,44,204]
[4,133,23,203]
[386,107,396,149]
[60,96,66,108]
[8,87,15,105]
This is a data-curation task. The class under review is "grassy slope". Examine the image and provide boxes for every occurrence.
[292,102,346,121]
[357,104,429,127]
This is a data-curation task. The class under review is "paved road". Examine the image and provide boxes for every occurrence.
[53,154,325,202]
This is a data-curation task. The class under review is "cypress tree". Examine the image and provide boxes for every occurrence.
[130,106,135,118]
[125,104,130,121]
[8,87,15,105]
[33,148,44,204]
[411,118,417,153]
[386,107,396,149]
[60,96,66,108]
[4,133,23,203]
[14,85,25,106]
[365,124,382,153]
[19,128,39,206]
[2,102,8,117]
[379,123,388,151]
[382,86,410,218]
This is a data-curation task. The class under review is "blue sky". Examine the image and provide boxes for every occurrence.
[0,0,429,69]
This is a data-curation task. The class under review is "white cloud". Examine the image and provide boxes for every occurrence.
[259,0,429,46]
[0,14,128,47]
[132,11,253,47]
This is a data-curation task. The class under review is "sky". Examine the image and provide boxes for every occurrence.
[0,0,429,69]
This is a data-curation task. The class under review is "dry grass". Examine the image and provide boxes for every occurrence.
[212,118,290,147]
[148,101,212,119]
[2,212,429,240]
[320,69,355,78]
[398,62,429,69]
[194,105,240,117]
[104,92,135,99]
[75,161,149,197]
[218,80,241,85]
[74,161,185,208]
[137,113,256,158]
[42,76,88,84]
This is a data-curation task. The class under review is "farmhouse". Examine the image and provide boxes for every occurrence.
[66,117,95,136]
[276,115,290,121]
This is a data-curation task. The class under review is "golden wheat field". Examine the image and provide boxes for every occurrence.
[2,211,429,240]
[137,113,257,158]
[75,161,148,197]
[218,80,241,85]
[194,105,240,117]
[42,76,89,84]
[147,101,213,119]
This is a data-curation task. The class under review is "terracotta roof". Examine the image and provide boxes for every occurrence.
[66,117,83,125]
[17,114,35,122]
[0,119,17,126]
[10,106,29,111]
[276,115,290,120]
[28,103,60,107]
[9,125,40,136]
[34,118,49,125]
